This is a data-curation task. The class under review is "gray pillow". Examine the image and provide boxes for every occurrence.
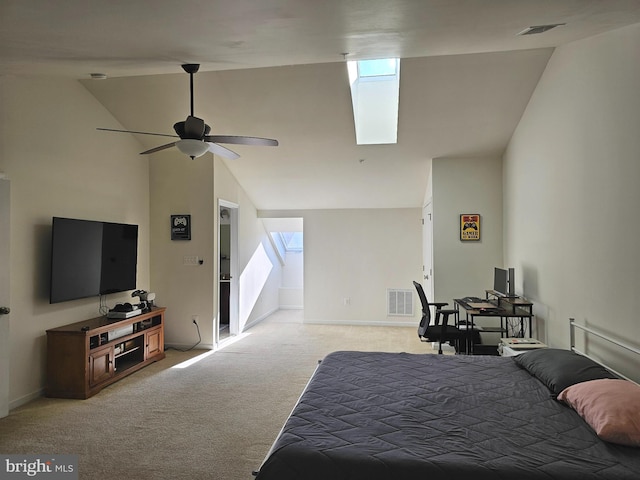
[513,348,617,396]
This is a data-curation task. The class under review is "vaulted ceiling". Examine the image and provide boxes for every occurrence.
[3,1,639,209]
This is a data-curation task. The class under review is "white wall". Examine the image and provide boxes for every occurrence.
[282,251,303,288]
[0,179,10,417]
[214,158,281,332]
[150,153,282,347]
[431,157,504,303]
[504,24,640,380]
[0,76,150,408]
[262,208,423,325]
[149,149,216,347]
[279,250,304,309]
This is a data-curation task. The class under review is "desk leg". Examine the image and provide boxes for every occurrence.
[455,304,472,355]
[469,314,475,355]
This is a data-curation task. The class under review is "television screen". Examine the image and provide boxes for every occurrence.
[50,217,138,303]
[493,267,508,296]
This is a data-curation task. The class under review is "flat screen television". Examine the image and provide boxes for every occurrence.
[50,217,138,304]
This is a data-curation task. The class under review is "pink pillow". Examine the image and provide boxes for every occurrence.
[558,378,640,447]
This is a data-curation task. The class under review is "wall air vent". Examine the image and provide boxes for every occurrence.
[388,289,414,317]
[518,24,566,36]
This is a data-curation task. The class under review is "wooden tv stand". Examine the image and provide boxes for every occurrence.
[46,307,165,399]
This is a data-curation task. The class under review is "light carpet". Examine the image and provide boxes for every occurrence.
[0,310,436,479]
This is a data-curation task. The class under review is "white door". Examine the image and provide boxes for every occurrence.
[0,178,10,418]
[422,202,434,301]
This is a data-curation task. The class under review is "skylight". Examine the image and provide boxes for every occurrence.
[270,232,303,252]
[347,58,400,145]
[357,58,399,77]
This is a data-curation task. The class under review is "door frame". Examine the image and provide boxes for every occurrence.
[0,178,10,418]
[422,201,434,301]
[217,199,239,346]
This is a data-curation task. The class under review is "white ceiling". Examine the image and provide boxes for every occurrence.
[3,1,640,210]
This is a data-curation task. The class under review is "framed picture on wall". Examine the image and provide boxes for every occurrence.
[460,214,480,241]
[171,214,191,240]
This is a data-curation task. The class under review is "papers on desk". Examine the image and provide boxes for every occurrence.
[468,302,497,309]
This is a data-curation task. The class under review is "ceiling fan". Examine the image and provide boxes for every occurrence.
[97,64,278,160]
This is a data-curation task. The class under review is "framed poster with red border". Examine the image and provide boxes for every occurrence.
[460,214,480,241]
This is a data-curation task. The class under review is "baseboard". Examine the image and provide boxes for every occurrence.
[10,388,43,412]
[165,342,214,351]
[243,307,280,331]
[303,318,416,327]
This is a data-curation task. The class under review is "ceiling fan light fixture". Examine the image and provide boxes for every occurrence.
[176,139,209,158]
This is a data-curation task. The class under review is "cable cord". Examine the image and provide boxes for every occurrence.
[98,295,109,316]
[170,321,202,352]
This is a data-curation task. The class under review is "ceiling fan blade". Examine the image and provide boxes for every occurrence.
[97,127,178,139]
[205,135,279,147]
[140,142,176,155]
[184,116,206,139]
[207,142,240,160]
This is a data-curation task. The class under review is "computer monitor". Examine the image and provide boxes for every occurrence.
[493,267,508,296]
[493,267,516,297]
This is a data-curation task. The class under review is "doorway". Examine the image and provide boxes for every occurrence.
[0,178,10,418]
[217,200,239,345]
[262,217,304,313]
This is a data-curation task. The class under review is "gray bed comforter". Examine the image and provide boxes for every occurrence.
[255,351,640,480]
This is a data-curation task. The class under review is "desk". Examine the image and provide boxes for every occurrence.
[454,296,534,355]
[486,290,534,338]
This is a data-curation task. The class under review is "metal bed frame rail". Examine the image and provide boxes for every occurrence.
[569,317,640,384]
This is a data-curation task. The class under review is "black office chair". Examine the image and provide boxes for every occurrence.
[413,281,463,354]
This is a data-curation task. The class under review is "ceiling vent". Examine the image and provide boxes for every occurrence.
[518,24,566,36]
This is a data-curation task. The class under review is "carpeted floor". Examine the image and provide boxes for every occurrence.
[0,310,437,479]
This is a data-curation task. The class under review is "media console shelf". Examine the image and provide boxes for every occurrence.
[46,307,165,399]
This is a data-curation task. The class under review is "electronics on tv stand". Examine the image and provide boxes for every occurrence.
[106,302,142,319]
[107,310,141,319]
[131,290,156,313]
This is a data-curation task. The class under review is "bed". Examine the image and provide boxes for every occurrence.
[254,321,640,480]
